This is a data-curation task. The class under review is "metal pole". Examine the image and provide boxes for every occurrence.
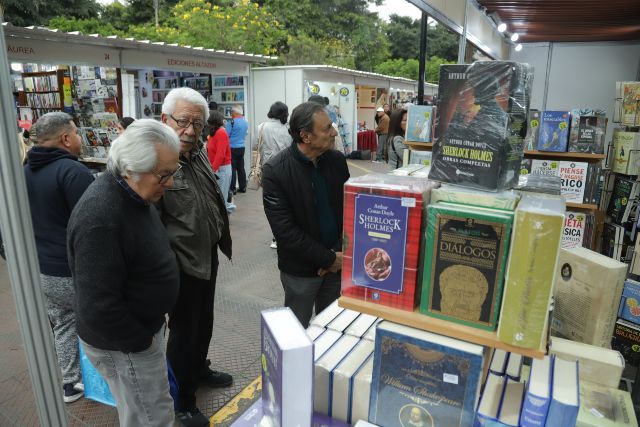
[458,0,469,64]
[417,12,428,105]
[0,17,69,427]
[154,0,159,27]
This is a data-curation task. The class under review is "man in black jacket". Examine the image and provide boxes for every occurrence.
[262,102,350,327]
[24,112,94,403]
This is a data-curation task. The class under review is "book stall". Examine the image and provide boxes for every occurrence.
[225,60,639,427]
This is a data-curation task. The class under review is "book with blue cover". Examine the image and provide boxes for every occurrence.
[521,355,552,427]
[261,308,313,427]
[405,104,434,143]
[538,111,571,152]
[544,357,580,427]
[474,373,505,426]
[369,321,484,427]
[498,378,525,427]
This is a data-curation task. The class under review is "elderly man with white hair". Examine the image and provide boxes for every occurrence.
[67,119,181,427]
[157,87,232,427]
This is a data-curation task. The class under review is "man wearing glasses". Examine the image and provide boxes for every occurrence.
[68,120,182,426]
[158,87,233,427]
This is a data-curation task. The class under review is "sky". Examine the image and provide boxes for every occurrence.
[368,0,423,22]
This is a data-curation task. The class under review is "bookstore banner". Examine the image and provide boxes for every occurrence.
[120,50,249,75]
[6,39,120,67]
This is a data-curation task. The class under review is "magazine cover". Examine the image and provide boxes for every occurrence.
[405,104,434,143]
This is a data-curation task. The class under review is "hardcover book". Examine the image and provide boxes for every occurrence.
[568,109,606,154]
[260,308,313,427]
[342,174,437,310]
[524,109,541,151]
[369,321,484,427]
[505,353,523,382]
[313,329,342,362]
[577,383,638,427]
[497,195,565,349]
[612,130,640,176]
[521,355,552,427]
[559,161,588,203]
[344,314,378,339]
[551,247,627,348]
[429,61,533,191]
[618,278,640,325]
[561,211,587,249]
[430,185,520,211]
[545,357,580,427]
[351,355,373,424]
[549,336,624,389]
[607,176,637,224]
[326,309,360,333]
[310,300,344,328]
[538,111,571,152]
[474,373,505,426]
[314,335,360,416]
[498,378,525,427]
[331,340,374,423]
[421,202,513,331]
[489,349,508,376]
[306,325,326,341]
[405,104,434,143]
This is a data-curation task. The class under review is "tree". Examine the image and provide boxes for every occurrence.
[384,14,459,63]
[1,0,100,26]
[374,55,454,83]
[279,33,354,68]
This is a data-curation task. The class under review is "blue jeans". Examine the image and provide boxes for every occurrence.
[216,164,236,214]
[80,329,176,427]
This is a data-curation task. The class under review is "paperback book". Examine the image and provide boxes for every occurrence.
[622,82,640,126]
[561,211,587,249]
[524,109,541,151]
[618,278,640,325]
[612,130,640,176]
[342,174,437,310]
[568,109,606,154]
[430,61,533,191]
[421,202,513,331]
[538,111,571,152]
[405,104,434,143]
[559,161,588,203]
[545,357,580,427]
[369,321,484,427]
[611,319,640,365]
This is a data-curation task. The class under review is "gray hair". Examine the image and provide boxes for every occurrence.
[33,112,74,144]
[231,105,243,115]
[107,119,179,181]
[161,87,209,121]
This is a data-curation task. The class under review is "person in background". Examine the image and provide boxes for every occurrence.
[24,112,94,404]
[207,110,236,215]
[159,87,233,427]
[387,108,409,169]
[374,106,390,163]
[262,102,349,327]
[226,105,249,195]
[258,101,292,249]
[383,103,391,116]
[68,119,180,426]
[115,117,135,135]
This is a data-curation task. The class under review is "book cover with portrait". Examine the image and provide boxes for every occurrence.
[342,174,438,311]
[429,61,533,191]
[420,202,513,331]
[369,321,484,427]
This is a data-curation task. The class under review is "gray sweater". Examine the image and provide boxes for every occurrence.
[68,172,179,353]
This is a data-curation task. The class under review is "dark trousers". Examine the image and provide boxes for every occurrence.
[230,147,246,192]
[167,251,218,411]
[280,271,341,328]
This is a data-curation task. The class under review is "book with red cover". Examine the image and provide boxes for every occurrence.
[342,174,438,311]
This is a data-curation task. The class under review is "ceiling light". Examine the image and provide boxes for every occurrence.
[515,44,523,52]
[497,23,507,33]
[511,33,519,42]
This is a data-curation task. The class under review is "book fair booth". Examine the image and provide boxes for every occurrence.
[4,22,271,167]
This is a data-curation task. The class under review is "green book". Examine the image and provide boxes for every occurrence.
[420,202,513,331]
[431,184,520,211]
[497,194,565,349]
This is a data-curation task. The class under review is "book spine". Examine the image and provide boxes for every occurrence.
[520,392,550,427]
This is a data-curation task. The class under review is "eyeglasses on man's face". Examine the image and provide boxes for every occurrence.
[152,164,182,184]
[170,114,204,131]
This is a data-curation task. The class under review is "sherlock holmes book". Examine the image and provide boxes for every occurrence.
[429,61,533,191]
[368,321,484,427]
[342,174,438,311]
[420,202,513,331]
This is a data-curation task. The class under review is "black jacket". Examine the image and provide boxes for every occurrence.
[263,144,349,277]
[24,147,94,276]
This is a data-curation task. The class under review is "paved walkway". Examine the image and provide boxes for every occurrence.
[0,159,390,426]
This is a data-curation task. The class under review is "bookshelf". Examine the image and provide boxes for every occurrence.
[212,75,245,119]
[524,150,605,162]
[338,296,546,359]
[19,70,65,122]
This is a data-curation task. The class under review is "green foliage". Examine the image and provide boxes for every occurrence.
[1,0,99,26]
[374,55,454,83]
[279,33,354,68]
[384,14,459,63]
[48,16,123,37]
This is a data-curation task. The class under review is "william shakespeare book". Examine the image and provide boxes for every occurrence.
[538,111,570,152]
[568,108,606,154]
[369,321,484,427]
[261,308,313,427]
[420,202,513,331]
[342,174,438,311]
[429,61,533,191]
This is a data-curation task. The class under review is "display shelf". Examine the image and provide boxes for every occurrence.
[524,150,605,161]
[566,202,599,210]
[406,142,433,150]
[338,296,546,359]
[212,85,244,90]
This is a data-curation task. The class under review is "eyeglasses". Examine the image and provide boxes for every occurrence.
[152,164,182,184]
[170,114,204,131]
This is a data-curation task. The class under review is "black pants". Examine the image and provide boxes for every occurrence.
[280,271,341,328]
[167,251,218,411]
[230,147,246,192]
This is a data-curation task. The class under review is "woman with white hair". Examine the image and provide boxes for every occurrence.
[68,119,182,427]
